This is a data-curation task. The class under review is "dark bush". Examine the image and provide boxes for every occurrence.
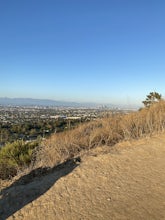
[0,140,39,179]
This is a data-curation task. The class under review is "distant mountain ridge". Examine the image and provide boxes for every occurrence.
[0,97,103,108]
[0,97,139,109]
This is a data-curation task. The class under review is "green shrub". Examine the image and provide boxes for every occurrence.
[0,140,39,179]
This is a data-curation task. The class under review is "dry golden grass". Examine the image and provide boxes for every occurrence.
[7,132,165,220]
[34,100,165,168]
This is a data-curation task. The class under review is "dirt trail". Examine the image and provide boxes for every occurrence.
[1,134,165,220]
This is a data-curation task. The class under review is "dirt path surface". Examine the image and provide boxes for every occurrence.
[1,134,165,220]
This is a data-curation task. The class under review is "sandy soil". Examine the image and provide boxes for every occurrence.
[1,133,165,220]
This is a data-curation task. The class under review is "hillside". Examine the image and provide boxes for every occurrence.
[1,133,165,220]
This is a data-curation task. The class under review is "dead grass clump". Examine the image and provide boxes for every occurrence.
[34,100,165,168]
[34,121,100,168]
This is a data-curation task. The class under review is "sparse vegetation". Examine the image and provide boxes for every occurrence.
[35,99,165,168]
[1,97,165,180]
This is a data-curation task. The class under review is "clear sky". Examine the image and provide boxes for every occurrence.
[0,0,165,107]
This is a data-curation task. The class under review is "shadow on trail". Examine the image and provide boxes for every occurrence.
[0,157,81,219]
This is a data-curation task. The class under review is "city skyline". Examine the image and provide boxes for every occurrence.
[1,0,165,107]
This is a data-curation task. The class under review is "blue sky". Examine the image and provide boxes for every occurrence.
[0,0,165,107]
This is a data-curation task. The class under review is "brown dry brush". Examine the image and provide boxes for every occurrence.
[34,100,165,168]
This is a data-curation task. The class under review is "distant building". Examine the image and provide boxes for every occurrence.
[66,116,81,120]
[50,115,66,119]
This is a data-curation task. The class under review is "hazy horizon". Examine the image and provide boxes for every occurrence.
[0,96,142,108]
[1,1,165,106]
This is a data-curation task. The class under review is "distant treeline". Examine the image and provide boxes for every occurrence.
[0,118,81,145]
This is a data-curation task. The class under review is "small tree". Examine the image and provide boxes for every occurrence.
[142,92,162,107]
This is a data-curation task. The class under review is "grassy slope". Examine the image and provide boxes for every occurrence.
[35,100,165,169]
